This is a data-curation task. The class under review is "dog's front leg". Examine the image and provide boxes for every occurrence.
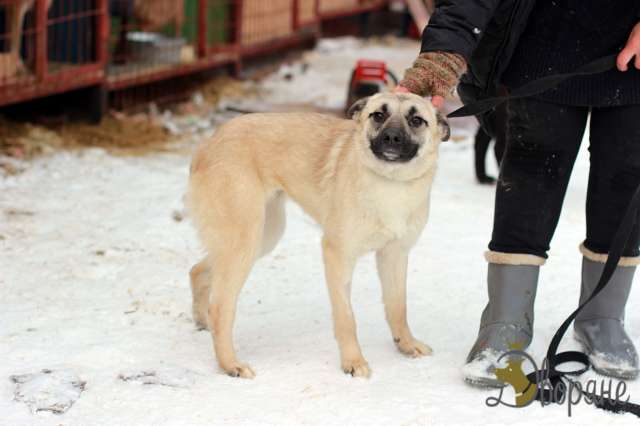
[376,242,432,358]
[322,237,371,378]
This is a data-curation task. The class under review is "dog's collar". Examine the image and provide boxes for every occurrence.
[515,381,534,398]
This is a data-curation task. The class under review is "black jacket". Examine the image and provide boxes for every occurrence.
[422,0,640,129]
[421,0,536,106]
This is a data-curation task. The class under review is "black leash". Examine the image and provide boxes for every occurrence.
[448,54,619,118]
[449,55,640,417]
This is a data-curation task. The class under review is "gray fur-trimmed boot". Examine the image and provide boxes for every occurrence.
[463,252,545,388]
[575,245,639,380]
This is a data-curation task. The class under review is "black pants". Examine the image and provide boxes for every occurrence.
[489,98,640,259]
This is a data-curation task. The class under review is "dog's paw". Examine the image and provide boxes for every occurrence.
[221,362,255,379]
[477,175,496,185]
[342,358,371,378]
[193,314,208,331]
[395,337,433,358]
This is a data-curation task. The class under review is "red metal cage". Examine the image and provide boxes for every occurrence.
[0,0,388,110]
[0,0,106,106]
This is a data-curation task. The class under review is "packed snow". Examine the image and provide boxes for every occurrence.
[1,37,639,425]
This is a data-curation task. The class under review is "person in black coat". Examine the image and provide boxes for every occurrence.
[397,0,640,387]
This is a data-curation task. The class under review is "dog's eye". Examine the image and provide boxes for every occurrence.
[410,116,425,128]
[370,112,385,123]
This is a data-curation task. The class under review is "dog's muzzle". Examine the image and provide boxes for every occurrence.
[370,128,419,163]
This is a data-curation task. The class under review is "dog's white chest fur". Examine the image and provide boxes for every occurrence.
[355,175,431,252]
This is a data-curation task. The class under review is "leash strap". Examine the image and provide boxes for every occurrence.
[447,54,619,118]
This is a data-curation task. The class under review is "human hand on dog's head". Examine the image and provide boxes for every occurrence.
[618,22,640,71]
[430,95,445,109]
[394,85,445,109]
[394,85,411,94]
[398,51,466,109]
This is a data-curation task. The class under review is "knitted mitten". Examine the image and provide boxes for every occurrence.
[400,51,467,98]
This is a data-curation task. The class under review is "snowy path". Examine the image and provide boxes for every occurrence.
[1,38,639,425]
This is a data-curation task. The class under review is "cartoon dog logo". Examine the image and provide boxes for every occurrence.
[494,344,537,407]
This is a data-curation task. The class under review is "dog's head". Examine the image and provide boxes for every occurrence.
[347,93,449,181]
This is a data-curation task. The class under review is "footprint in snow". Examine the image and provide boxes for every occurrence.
[118,366,199,388]
[10,369,86,415]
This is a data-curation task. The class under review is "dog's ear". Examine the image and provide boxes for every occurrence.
[347,97,370,120]
[437,112,450,142]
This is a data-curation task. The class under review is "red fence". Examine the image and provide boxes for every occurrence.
[0,0,387,108]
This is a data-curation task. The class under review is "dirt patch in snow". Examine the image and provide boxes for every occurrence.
[0,113,173,161]
[58,113,173,154]
[0,117,64,159]
[0,76,260,166]
[199,76,261,106]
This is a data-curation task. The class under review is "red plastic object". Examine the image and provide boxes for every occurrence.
[352,59,388,86]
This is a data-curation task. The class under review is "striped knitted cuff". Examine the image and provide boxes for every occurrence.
[400,51,467,98]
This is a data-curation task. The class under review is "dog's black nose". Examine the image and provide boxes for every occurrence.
[382,128,405,145]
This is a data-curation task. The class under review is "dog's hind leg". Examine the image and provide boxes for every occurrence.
[190,258,211,329]
[189,169,266,378]
[207,202,265,379]
[376,241,432,358]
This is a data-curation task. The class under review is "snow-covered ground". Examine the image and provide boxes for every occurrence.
[1,38,639,425]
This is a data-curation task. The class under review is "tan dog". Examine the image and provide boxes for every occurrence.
[134,0,184,35]
[188,93,450,378]
[1,0,53,79]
